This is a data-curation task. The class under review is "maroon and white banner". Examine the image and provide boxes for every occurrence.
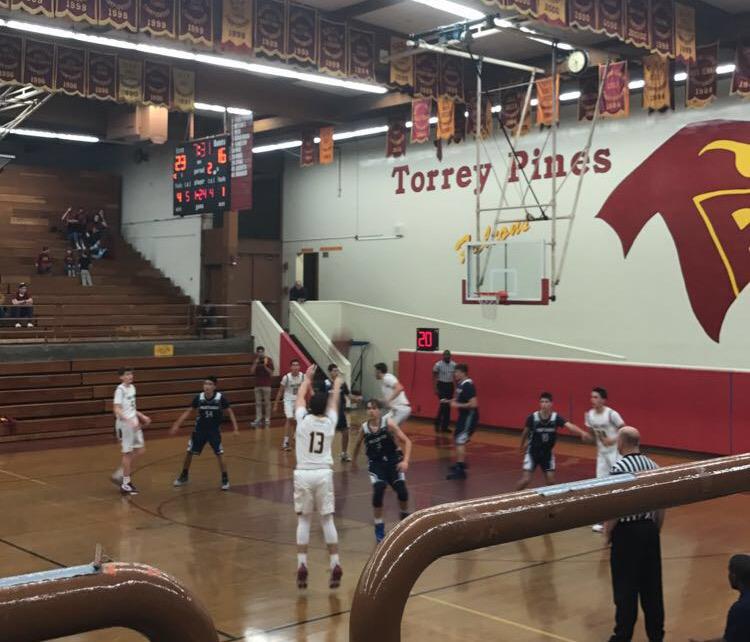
[348,29,375,82]
[386,119,407,158]
[98,0,137,31]
[439,56,464,101]
[507,0,538,17]
[300,131,316,168]
[730,39,750,98]
[88,51,117,101]
[56,0,97,24]
[599,61,629,118]
[11,0,54,17]
[537,0,566,27]
[687,42,718,108]
[254,0,286,61]
[286,3,317,66]
[139,0,175,38]
[23,40,55,90]
[596,0,624,39]
[568,0,596,31]
[179,0,213,46]
[318,18,346,77]
[578,74,599,121]
[501,88,531,134]
[231,112,254,211]
[0,35,23,85]
[625,0,650,49]
[144,60,170,105]
[650,0,674,57]
[414,53,438,99]
[410,98,431,144]
[55,45,86,96]
[451,103,466,145]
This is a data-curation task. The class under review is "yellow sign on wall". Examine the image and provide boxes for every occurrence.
[154,344,174,357]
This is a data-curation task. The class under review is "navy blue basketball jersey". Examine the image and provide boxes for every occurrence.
[192,392,230,431]
[362,417,400,464]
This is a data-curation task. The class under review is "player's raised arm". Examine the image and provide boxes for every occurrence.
[169,406,193,435]
[327,373,342,415]
[296,364,316,411]
[388,419,412,473]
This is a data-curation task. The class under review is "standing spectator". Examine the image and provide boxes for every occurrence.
[251,346,274,427]
[432,350,456,433]
[289,280,308,303]
[691,554,750,642]
[92,208,108,229]
[35,247,52,275]
[445,364,478,480]
[79,251,93,287]
[605,427,665,642]
[64,250,77,277]
[11,283,34,328]
[62,207,84,250]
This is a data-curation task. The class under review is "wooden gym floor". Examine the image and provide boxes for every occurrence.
[1,420,747,641]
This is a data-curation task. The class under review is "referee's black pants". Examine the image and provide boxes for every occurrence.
[609,520,665,642]
[434,382,454,431]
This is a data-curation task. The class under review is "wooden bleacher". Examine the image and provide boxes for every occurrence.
[0,354,281,448]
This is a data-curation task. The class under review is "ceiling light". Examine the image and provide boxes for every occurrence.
[628,79,645,90]
[253,140,302,153]
[716,63,736,75]
[674,71,688,82]
[491,104,502,113]
[333,125,388,141]
[471,27,500,40]
[0,17,387,95]
[528,36,574,51]
[559,90,581,101]
[493,17,514,28]
[227,107,253,116]
[194,102,227,113]
[0,126,99,143]
[409,0,485,21]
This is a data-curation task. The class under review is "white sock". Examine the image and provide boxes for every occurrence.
[123,476,131,485]
[297,553,307,567]
[374,518,384,525]
[330,554,340,569]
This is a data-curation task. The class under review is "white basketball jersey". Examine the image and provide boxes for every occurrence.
[585,406,624,455]
[281,372,304,401]
[114,383,137,419]
[294,407,337,470]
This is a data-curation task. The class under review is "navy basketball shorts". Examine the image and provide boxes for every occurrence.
[188,429,223,455]
[454,410,478,445]
[523,448,555,472]
[368,461,405,487]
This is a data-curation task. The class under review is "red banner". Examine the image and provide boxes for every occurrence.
[319,126,334,165]
[23,40,55,91]
[254,0,286,61]
[410,98,431,144]
[624,0,650,49]
[536,75,559,126]
[414,53,438,99]
[139,0,175,37]
[11,0,54,17]
[508,0,538,16]
[386,119,407,158]
[318,18,346,77]
[98,0,137,31]
[88,51,117,101]
[599,61,629,118]
[144,60,170,105]
[596,0,624,39]
[568,0,596,31]
[179,0,213,46]
[300,131,316,168]
[731,40,750,98]
[650,0,674,57]
[501,88,531,134]
[686,42,718,109]
[0,35,23,85]
[56,0,96,23]
[451,103,466,145]
[348,29,375,82]
[55,46,86,96]
[286,3,317,66]
[578,73,599,121]
[439,56,464,101]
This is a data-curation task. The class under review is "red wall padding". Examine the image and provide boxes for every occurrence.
[280,333,311,372]
[400,351,744,455]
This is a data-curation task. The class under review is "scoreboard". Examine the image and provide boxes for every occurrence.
[173,135,230,216]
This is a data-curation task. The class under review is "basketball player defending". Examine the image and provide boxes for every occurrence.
[111,367,151,495]
[374,363,411,427]
[516,392,590,490]
[445,364,478,480]
[325,364,352,462]
[352,399,412,543]
[170,376,239,490]
[294,364,343,589]
[274,359,303,451]
[586,386,625,532]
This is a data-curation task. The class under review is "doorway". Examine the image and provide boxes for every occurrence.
[302,252,319,301]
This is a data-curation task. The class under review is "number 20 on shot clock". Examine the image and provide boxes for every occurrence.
[416,328,439,352]
[173,135,230,216]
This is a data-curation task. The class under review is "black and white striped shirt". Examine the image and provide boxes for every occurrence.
[611,453,659,522]
[432,360,456,383]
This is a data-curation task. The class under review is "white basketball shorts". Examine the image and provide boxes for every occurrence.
[284,398,295,420]
[116,419,144,454]
[293,469,335,515]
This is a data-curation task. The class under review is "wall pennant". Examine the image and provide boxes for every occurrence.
[221,0,253,51]
[55,46,86,96]
[287,3,317,66]
[686,42,718,109]
[98,0,137,31]
[254,0,287,61]
[318,18,346,77]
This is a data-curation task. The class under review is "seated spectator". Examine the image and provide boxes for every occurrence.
[87,226,108,259]
[64,249,77,277]
[289,280,308,303]
[11,283,34,328]
[92,208,108,229]
[79,251,93,287]
[36,246,52,275]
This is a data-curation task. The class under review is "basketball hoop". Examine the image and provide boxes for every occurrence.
[477,290,509,306]
[496,290,509,304]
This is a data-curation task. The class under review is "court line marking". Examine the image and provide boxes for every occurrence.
[0,467,48,486]
[418,594,579,642]
[0,537,66,568]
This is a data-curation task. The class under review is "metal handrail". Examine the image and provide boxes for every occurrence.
[349,453,750,641]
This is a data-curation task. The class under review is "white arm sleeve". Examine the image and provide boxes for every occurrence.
[295,407,308,423]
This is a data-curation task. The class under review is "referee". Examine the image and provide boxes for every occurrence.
[604,427,665,642]
[432,350,456,433]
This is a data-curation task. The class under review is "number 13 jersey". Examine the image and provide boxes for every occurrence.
[294,407,337,470]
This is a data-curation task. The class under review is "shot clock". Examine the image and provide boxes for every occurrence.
[416,328,439,352]
[173,135,231,216]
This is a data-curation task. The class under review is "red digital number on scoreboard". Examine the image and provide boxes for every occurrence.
[416,328,439,351]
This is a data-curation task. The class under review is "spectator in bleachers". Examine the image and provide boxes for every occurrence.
[87,226,108,259]
[92,208,108,229]
[79,251,93,287]
[289,280,308,303]
[11,283,34,328]
[36,247,52,275]
[64,250,77,277]
[61,206,84,250]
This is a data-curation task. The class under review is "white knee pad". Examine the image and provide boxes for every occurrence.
[296,514,311,546]
[320,513,338,545]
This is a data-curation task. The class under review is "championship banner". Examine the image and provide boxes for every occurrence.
[410,98,431,144]
[578,73,599,121]
[439,55,464,101]
[98,0,137,31]
[568,0,595,31]
[179,0,213,46]
[624,0,650,49]
[348,29,375,82]
[139,0,175,38]
[386,119,407,158]
[686,42,718,109]
[221,0,253,51]
[599,61,629,118]
[172,67,195,111]
[144,60,170,105]
[11,0,53,17]
[507,0,538,17]
[300,131,316,168]
[286,3,317,66]
[642,53,670,111]
[413,53,438,99]
[730,40,750,98]
[674,3,696,64]
[501,88,531,135]
[0,35,23,85]
[389,37,412,88]
[436,96,455,141]
[55,46,86,96]
[23,40,54,91]
[537,0,566,27]
[56,0,97,24]
[88,52,117,101]
[536,75,559,126]
[230,112,253,211]
[318,18,346,77]
[118,58,143,104]
[451,103,466,145]
[255,0,286,61]
[596,0,624,39]
[650,0,674,57]
[319,126,334,165]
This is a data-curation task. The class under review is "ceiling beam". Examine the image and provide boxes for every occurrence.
[329,0,405,22]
